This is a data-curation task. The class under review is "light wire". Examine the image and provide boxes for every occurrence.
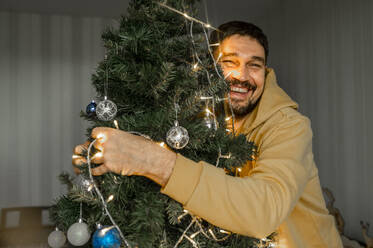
[87,139,131,248]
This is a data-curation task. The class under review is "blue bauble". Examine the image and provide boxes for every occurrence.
[92,225,121,248]
[86,100,97,115]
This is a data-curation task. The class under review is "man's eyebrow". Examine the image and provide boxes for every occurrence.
[251,56,265,64]
[221,53,265,64]
[221,52,238,57]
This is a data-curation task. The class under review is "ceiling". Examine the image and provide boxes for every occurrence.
[0,0,280,19]
[0,0,130,18]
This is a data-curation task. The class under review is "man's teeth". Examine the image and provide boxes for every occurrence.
[231,87,249,93]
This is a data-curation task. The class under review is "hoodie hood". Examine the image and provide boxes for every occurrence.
[236,68,298,135]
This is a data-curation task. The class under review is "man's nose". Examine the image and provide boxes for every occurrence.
[231,66,250,82]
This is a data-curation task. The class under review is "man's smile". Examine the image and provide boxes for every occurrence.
[230,84,256,101]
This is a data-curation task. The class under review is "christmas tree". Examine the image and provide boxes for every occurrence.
[49,0,274,247]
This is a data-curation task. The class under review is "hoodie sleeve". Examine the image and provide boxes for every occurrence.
[161,114,313,239]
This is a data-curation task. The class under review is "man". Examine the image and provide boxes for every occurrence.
[73,21,342,247]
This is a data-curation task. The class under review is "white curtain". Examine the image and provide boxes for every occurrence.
[261,0,373,242]
[0,12,111,209]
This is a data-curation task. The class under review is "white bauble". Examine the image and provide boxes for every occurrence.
[67,221,91,246]
[48,229,66,248]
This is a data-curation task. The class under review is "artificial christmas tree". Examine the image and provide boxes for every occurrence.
[50,0,275,247]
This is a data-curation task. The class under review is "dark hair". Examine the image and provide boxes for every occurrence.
[210,21,269,62]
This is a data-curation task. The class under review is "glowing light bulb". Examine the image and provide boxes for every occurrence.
[93,152,103,159]
[113,120,119,129]
[190,231,200,238]
[205,108,212,115]
[205,23,211,28]
[221,153,231,159]
[209,42,220,47]
[87,184,94,192]
[97,133,107,142]
[106,194,114,203]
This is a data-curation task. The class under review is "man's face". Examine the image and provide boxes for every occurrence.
[218,34,266,117]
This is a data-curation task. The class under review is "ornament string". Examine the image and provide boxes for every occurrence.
[174,102,179,121]
[104,55,109,99]
[79,202,83,221]
[87,139,131,248]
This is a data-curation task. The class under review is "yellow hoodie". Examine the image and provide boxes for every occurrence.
[161,68,343,247]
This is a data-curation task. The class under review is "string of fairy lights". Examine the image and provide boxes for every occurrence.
[48,1,277,248]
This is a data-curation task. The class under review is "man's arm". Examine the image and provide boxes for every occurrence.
[72,114,312,239]
[73,128,176,186]
[161,115,313,238]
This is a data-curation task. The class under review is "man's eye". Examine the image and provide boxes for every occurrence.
[249,63,262,68]
[222,60,235,66]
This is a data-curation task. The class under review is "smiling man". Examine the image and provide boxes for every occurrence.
[217,32,266,129]
[73,21,343,247]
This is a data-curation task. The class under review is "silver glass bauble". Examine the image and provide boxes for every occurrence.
[166,121,189,149]
[96,99,117,121]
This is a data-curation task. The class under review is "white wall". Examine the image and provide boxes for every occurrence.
[261,0,373,242]
[0,11,111,209]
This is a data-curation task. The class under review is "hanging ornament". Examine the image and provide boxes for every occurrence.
[92,225,121,248]
[96,97,117,121]
[199,97,218,130]
[67,218,91,246]
[75,175,94,192]
[86,100,97,116]
[166,120,189,149]
[204,110,217,130]
[48,227,66,248]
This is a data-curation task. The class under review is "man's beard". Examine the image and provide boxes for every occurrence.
[228,79,260,117]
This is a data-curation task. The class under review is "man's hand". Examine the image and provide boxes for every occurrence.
[72,127,176,187]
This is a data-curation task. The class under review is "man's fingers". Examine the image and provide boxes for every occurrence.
[93,141,104,152]
[72,155,87,166]
[73,140,90,155]
[91,152,104,164]
[91,127,112,141]
[91,165,109,176]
